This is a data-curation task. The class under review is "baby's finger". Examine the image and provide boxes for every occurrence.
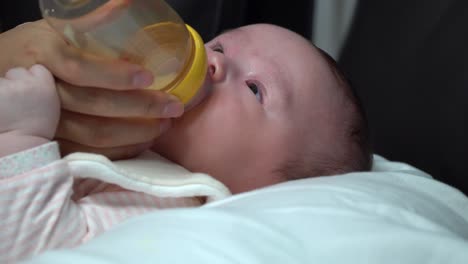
[57,81,184,118]
[29,64,53,80]
[56,111,171,148]
[58,139,153,160]
[0,78,11,93]
[5,67,31,80]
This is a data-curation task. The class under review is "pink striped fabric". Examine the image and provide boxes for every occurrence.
[0,143,202,263]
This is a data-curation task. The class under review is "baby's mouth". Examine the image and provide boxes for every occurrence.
[184,75,214,112]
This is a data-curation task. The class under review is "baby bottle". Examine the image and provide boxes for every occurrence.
[39,0,208,109]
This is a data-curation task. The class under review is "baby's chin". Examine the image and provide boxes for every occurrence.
[152,95,217,170]
[151,125,181,162]
[151,110,197,163]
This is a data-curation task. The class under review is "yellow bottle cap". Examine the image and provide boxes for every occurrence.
[167,25,207,105]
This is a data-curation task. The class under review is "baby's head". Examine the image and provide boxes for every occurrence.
[153,24,372,194]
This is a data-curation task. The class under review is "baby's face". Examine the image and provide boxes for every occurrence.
[153,24,346,194]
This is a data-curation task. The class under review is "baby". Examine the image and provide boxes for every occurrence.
[0,24,371,262]
[153,24,372,193]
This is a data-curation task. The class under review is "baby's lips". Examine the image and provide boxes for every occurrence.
[184,80,213,112]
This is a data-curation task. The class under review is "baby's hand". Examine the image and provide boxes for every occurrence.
[0,65,60,155]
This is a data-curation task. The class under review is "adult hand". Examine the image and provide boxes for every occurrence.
[0,20,184,159]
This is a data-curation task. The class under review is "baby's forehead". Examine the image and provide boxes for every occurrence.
[219,25,342,108]
[282,45,336,90]
[286,47,348,121]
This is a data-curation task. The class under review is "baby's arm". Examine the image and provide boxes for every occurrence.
[0,142,200,263]
[0,143,83,263]
[0,143,139,262]
[0,65,200,262]
[0,65,60,157]
[0,67,72,262]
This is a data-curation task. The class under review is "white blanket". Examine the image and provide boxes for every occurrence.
[25,156,468,264]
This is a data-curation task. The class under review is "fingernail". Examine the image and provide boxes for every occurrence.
[159,119,171,134]
[133,70,154,88]
[163,97,184,117]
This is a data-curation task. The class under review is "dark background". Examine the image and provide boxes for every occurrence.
[1,0,467,195]
[0,0,314,40]
[339,0,468,196]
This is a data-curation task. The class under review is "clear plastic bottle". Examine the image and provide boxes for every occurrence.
[39,0,208,108]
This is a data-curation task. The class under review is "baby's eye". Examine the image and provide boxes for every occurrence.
[211,42,224,54]
[246,81,263,103]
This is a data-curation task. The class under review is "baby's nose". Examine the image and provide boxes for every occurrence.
[206,49,227,83]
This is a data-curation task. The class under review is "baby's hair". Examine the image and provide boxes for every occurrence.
[276,47,372,181]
